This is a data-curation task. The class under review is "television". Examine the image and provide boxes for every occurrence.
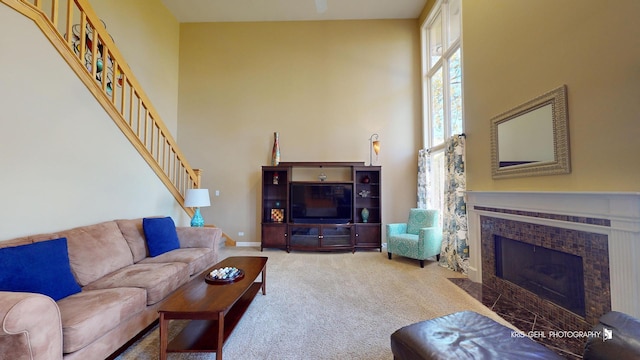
[290,182,353,224]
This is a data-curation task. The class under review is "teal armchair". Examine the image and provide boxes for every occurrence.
[386,208,443,268]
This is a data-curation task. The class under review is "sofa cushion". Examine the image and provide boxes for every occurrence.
[57,287,146,353]
[83,262,190,305]
[116,218,148,262]
[143,217,180,257]
[59,221,134,286]
[138,247,216,276]
[0,236,32,249]
[0,238,81,301]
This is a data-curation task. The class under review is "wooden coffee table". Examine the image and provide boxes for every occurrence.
[158,256,267,360]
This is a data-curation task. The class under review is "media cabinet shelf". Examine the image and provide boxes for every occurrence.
[260,162,381,252]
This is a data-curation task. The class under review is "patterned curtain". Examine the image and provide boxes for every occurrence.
[439,134,469,273]
[417,149,431,209]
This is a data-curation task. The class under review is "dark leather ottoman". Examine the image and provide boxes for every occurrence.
[390,311,563,360]
[583,311,640,360]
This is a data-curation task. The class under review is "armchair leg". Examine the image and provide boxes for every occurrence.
[436,254,440,262]
[419,260,424,268]
[388,252,392,260]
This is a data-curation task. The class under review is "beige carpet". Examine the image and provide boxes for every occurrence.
[115,246,512,360]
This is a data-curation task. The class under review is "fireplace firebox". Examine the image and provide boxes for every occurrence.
[495,235,585,316]
[478,205,612,330]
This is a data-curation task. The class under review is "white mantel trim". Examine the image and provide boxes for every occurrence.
[466,191,640,318]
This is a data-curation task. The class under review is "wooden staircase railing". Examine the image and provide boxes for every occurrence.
[1,0,236,245]
[1,0,200,213]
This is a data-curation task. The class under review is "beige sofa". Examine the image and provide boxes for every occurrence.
[0,218,222,360]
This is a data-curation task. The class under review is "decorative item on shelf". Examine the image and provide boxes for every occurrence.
[369,133,380,166]
[361,208,370,223]
[271,209,285,223]
[358,190,370,198]
[361,175,370,184]
[318,172,327,182]
[273,172,279,185]
[68,19,122,96]
[271,132,281,166]
[184,188,211,227]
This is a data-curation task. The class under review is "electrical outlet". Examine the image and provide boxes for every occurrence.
[238,232,244,237]
[215,190,220,196]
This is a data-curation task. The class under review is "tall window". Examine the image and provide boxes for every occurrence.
[421,0,463,213]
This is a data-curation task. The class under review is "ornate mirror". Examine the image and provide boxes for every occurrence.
[491,85,570,179]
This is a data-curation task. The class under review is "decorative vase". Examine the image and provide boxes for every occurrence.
[361,175,370,184]
[271,132,281,166]
[191,208,204,227]
[361,208,370,223]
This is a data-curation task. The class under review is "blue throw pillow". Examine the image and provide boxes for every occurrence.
[143,217,181,257]
[0,237,81,301]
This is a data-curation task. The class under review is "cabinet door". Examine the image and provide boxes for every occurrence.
[262,224,287,250]
[355,224,381,249]
[353,167,381,224]
[289,226,320,249]
[320,225,353,248]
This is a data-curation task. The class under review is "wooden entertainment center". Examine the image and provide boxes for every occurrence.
[260,162,381,252]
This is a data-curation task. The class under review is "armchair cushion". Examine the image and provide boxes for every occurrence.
[406,208,433,235]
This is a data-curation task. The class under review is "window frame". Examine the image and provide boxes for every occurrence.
[421,0,463,152]
[420,0,463,216]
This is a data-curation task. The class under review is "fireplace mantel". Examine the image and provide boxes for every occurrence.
[466,191,640,318]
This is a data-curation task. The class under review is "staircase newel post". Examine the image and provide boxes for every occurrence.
[194,168,202,189]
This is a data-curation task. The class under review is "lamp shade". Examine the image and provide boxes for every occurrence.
[369,133,380,166]
[184,189,211,207]
[372,140,380,155]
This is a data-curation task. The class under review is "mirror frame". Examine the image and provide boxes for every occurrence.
[491,85,570,179]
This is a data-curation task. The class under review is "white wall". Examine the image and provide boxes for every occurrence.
[464,0,640,191]
[0,5,188,240]
[90,0,181,135]
[177,21,422,242]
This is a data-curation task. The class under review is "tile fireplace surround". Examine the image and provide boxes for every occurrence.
[466,191,640,328]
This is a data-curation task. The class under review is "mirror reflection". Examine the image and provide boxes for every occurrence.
[497,103,554,167]
[491,85,570,179]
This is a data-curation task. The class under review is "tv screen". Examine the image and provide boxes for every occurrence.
[290,183,353,224]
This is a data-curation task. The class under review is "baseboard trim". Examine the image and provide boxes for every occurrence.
[235,242,261,247]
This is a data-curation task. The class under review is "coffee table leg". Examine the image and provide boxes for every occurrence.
[217,311,224,360]
[159,313,168,360]
[262,265,267,295]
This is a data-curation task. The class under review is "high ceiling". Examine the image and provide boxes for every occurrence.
[160,0,428,23]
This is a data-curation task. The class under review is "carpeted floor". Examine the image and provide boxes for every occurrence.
[115,246,513,360]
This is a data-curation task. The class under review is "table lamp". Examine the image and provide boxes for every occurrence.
[184,189,211,227]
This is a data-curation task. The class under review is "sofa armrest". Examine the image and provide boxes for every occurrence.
[176,226,222,249]
[0,292,63,360]
[583,311,640,360]
[386,223,408,237]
